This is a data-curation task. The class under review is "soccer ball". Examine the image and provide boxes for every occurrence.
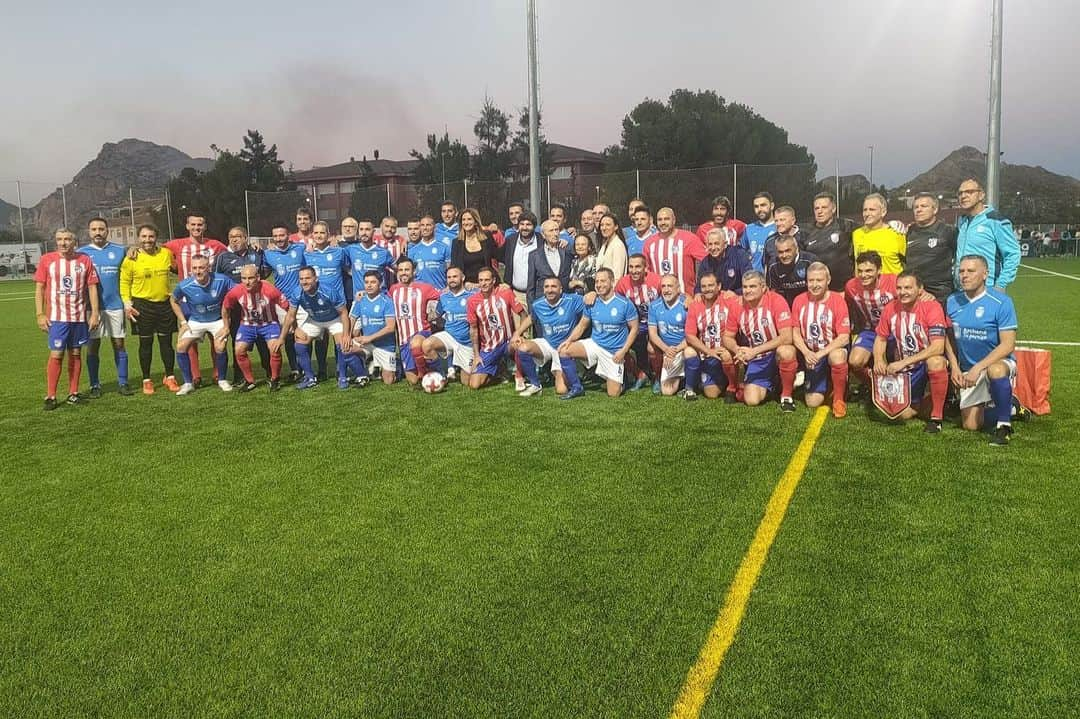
[421,372,447,394]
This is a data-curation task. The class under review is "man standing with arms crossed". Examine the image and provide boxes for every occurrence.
[78,217,132,396]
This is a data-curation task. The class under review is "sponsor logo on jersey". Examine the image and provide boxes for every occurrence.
[975,306,985,318]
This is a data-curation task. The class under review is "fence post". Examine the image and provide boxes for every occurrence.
[386,184,392,217]
[732,164,738,216]
[635,169,640,200]
[546,175,551,214]
[244,190,251,235]
[835,159,840,209]
[129,188,136,239]
[166,186,174,240]
[463,179,469,209]
[16,180,26,277]
[313,190,318,220]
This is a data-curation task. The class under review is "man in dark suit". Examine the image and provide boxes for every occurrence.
[526,219,575,306]
[502,211,540,308]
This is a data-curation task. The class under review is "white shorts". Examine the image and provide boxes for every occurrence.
[299,318,344,340]
[357,344,397,371]
[959,358,1017,410]
[431,331,474,371]
[660,350,685,382]
[180,318,224,342]
[90,308,126,339]
[531,338,562,372]
[580,338,624,383]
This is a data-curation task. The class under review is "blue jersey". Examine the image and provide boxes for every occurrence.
[408,240,451,289]
[624,226,657,257]
[436,287,478,343]
[742,221,776,272]
[304,245,348,304]
[648,296,688,346]
[215,249,267,285]
[297,287,345,324]
[265,243,307,303]
[345,243,394,285]
[587,294,638,353]
[532,293,585,346]
[349,292,397,350]
[946,288,1018,372]
[435,222,459,246]
[77,242,125,310]
[172,273,233,323]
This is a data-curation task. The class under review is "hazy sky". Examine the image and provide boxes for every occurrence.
[3,0,1077,205]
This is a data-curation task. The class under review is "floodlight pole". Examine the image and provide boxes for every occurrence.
[60,184,68,228]
[986,0,1004,208]
[526,0,541,214]
[16,180,27,275]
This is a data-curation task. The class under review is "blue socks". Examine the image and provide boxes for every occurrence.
[335,351,346,382]
[296,343,315,380]
[518,351,541,387]
[116,349,128,386]
[560,357,581,392]
[87,353,101,387]
[345,353,368,378]
[176,350,193,384]
[990,376,1013,427]
[214,349,228,381]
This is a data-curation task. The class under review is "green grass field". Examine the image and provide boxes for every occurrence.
[1,259,1077,718]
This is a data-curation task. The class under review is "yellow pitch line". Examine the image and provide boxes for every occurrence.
[668,405,830,719]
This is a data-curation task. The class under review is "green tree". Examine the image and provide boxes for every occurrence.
[239,129,286,191]
[472,97,511,181]
[410,132,471,186]
[348,156,380,219]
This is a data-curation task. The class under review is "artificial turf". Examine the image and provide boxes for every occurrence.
[0,258,1076,717]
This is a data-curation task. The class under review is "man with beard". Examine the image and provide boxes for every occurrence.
[421,266,478,386]
[78,217,132,396]
[648,274,692,398]
[615,253,662,391]
[624,204,658,257]
[696,195,746,246]
[643,207,707,296]
[558,268,640,399]
[742,192,777,272]
[512,276,587,397]
[684,272,739,401]
[289,206,315,247]
[345,219,395,290]
[264,222,306,379]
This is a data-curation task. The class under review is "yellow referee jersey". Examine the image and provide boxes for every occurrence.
[853,225,906,275]
[120,247,174,303]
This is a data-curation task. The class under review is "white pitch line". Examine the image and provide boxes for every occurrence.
[1020,264,1080,281]
[0,295,34,302]
[1018,340,1080,347]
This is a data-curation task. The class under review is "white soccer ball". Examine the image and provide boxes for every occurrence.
[421,372,447,394]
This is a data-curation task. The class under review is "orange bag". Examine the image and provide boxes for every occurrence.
[1014,347,1052,415]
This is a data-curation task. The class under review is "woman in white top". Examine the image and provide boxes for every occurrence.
[594,212,628,281]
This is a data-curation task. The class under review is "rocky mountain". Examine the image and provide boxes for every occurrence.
[0,198,16,229]
[21,139,212,232]
[896,145,1080,197]
[817,173,873,195]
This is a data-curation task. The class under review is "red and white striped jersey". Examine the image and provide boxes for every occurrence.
[389,281,440,345]
[466,287,524,351]
[876,299,948,363]
[725,290,793,349]
[164,238,229,280]
[615,272,661,324]
[845,273,898,329]
[643,230,707,295]
[685,296,733,350]
[289,232,315,251]
[792,291,851,351]
[223,282,289,326]
[34,252,99,322]
[377,234,405,263]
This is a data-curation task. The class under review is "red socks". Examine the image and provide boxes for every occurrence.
[779,358,797,399]
[269,351,282,381]
[722,361,737,392]
[188,345,202,382]
[929,368,948,420]
[46,356,62,397]
[830,363,848,400]
[68,354,82,395]
[236,352,255,383]
[413,347,429,378]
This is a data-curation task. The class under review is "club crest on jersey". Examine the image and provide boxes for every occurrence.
[610,308,618,317]
[975,306,985,318]
[660,260,673,274]
[108,252,116,260]
[796,267,806,278]
[928,237,938,249]
[400,303,411,317]
[727,269,735,277]
[556,308,564,316]
[830,232,840,244]
[675,312,683,322]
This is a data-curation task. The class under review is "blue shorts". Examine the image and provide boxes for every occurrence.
[744,352,777,391]
[235,323,281,345]
[852,329,877,353]
[47,321,89,351]
[399,330,431,373]
[700,357,725,388]
[476,343,508,376]
[800,358,831,395]
[908,362,928,406]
